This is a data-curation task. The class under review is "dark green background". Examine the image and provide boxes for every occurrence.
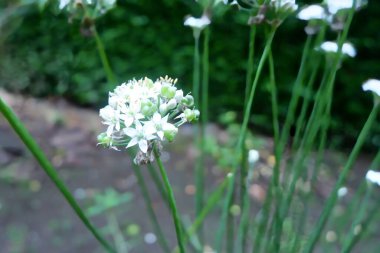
[0,0,379,148]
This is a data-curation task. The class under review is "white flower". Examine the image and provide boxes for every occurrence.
[362,79,380,97]
[184,15,211,30]
[99,105,121,136]
[144,113,177,141]
[272,0,298,11]
[59,0,70,9]
[326,0,367,14]
[320,41,357,57]
[366,170,380,186]
[337,187,348,197]
[124,121,156,153]
[297,5,327,20]
[248,149,259,164]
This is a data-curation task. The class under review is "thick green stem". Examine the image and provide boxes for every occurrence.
[303,104,379,253]
[0,97,116,253]
[154,147,186,253]
[132,165,171,253]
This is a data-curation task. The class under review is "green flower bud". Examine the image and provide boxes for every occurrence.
[141,100,156,117]
[97,132,112,146]
[181,95,194,107]
[161,85,177,99]
[184,108,199,122]
[164,125,178,142]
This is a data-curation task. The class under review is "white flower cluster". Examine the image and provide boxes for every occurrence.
[59,0,116,16]
[297,1,367,34]
[319,41,357,58]
[97,77,199,164]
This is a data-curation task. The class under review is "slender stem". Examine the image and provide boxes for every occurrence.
[341,152,380,253]
[0,97,116,253]
[267,48,282,253]
[92,26,116,84]
[244,25,257,108]
[303,104,379,253]
[172,176,231,253]
[341,184,373,253]
[192,34,201,105]
[153,147,186,253]
[107,213,128,253]
[132,165,171,253]
[237,24,257,253]
[216,28,276,253]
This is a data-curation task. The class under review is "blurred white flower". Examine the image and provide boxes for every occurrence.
[337,187,348,197]
[320,41,356,57]
[362,79,380,97]
[366,170,380,186]
[297,5,326,20]
[272,0,298,11]
[326,0,367,14]
[184,15,211,30]
[59,0,70,9]
[248,149,259,164]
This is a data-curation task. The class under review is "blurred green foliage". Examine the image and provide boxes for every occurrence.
[0,0,379,147]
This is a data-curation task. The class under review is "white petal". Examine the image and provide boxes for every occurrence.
[362,79,380,96]
[158,131,164,140]
[106,125,114,136]
[297,5,326,20]
[248,149,260,164]
[124,128,138,137]
[366,170,380,186]
[184,15,211,29]
[126,138,138,149]
[124,116,134,127]
[139,140,148,153]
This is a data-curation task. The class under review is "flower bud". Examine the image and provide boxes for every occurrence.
[167,99,177,110]
[141,100,156,117]
[161,85,177,99]
[97,132,112,146]
[163,124,178,142]
[159,103,168,114]
[144,77,154,88]
[184,108,199,122]
[175,90,184,103]
[181,95,194,107]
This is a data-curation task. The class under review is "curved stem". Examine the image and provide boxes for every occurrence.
[153,147,186,253]
[0,97,116,253]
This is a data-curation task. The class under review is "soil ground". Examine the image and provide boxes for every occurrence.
[0,90,377,253]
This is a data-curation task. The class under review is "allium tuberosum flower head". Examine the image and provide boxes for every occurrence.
[98,77,199,165]
[362,79,380,105]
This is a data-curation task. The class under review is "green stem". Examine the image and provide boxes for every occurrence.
[93,26,116,84]
[173,176,231,253]
[0,97,116,253]
[132,165,171,253]
[341,183,373,253]
[216,28,276,253]
[303,104,379,253]
[153,147,186,253]
[266,48,282,253]
[244,25,257,108]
